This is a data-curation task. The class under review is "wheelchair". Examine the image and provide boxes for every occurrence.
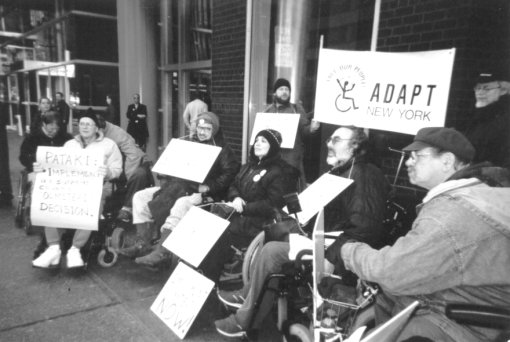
[14,170,36,235]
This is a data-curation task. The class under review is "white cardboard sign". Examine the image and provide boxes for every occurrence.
[30,146,104,230]
[151,262,214,339]
[249,113,300,149]
[152,139,222,183]
[314,48,455,135]
[286,173,353,224]
[163,206,230,268]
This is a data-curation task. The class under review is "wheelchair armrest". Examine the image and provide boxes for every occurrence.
[445,303,510,329]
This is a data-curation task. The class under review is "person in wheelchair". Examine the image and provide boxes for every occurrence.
[326,127,510,342]
[89,108,154,223]
[118,111,239,259]
[214,125,390,338]
[32,111,122,268]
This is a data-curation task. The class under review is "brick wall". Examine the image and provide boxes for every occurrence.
[375,0,509,184]
[211,0,247,159]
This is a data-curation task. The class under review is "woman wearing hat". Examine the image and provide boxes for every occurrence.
[32,111,122,269]
[198,128,298,282]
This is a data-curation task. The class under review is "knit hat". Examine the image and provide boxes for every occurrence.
[273,78,291,93]
[196,111,220,136]
[475,71,505,84]
[80,108,99,127]
[403,127,475,162]
[252,129,282,160]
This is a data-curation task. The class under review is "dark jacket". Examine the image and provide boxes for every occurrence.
[226,152,289,239]
[464,96,510,168]
[54,100,70,126]
[126,103,148,143]
[19,128,73,172]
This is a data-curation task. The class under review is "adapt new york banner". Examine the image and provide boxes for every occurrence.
[314,48,455,135]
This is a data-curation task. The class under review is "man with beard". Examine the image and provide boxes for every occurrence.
[215,125,389,338]
[464,70,510,168]
[264,78,320,188]
[325,127,510,341]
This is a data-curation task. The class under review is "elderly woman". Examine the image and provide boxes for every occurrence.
[32,111,122,269]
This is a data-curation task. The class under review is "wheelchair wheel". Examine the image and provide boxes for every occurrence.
[97,248,118,268]
[242,231,265,285]
[285,323,313,342]
[110,227,126,250]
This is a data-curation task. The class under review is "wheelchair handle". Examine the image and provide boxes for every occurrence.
[445,303,510,329]
[295,249,313,270]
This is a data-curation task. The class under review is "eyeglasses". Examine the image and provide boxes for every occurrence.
[473,85,500,92]
[326,136,352,145]
[197,126,212,132]
[408,151,433,162]
[79,122,96,128]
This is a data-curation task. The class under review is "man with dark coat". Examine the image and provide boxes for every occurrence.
[126,93,149,151]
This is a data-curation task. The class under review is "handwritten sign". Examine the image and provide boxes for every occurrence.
[151,262,214,339]
[286,173,353,224]
[163,206,230,268]
[30,146,104,230]
[152,139,222,183]
[249,113,300,149]
[314,48,455,135]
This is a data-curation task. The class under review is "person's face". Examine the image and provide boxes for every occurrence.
[42,121,59,138]
[405,147,446,190]
[196,122,213,141]
[254,136,271,158]
[78,117,98,139]
[39,99,51,113]
[474,81,502,108]
[275,86,290,103]
[326,127,355,167]
[133,94,140,104]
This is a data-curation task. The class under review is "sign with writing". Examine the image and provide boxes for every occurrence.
[163,206,230,268]
[30,146,104,230]
[285,173,353,224]
[314,48,455,135]
[249,113,300,149]
[152,139,222,183]
[151,262,215,339]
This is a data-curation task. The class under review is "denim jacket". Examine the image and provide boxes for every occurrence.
[341,165,510,341]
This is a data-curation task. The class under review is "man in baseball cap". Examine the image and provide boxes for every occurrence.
[324,126,510,341]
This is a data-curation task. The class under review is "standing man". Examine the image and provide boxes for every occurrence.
[326,127,510,342]
[264,78,320,189]
[54,92,70,130]
[126,93,148,151]
[464,70,510,169]
[30,97,52,133]
[183,91,208,135]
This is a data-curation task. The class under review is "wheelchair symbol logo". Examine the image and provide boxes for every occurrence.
[335,79,359,112]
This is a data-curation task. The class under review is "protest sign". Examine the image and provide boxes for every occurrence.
[285,173,353,224]
[151,262,214,339]
[249,113,300,148]
[30,146,104,230]
[152,139,222,183]
[163,206,230,268]
[314,48,455,135]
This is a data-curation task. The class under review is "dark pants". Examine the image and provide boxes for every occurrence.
[123,162,154,208]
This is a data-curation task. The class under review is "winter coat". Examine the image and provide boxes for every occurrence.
[126,103,148,144]
[19,128,73,172]
[341,163,510,342]
[64,131,122,181]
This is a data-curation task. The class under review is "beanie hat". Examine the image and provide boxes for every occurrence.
[403,127,475,162]
[273,78,291,93]
[80,108,99,127]
[252,129,282,160]
[196,111,220,136]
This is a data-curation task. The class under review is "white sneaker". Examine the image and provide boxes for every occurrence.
[66,246,85,268]
[32,245,61,268]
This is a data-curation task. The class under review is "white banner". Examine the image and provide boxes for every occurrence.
[152,139,222,183]
[30,146,104,230]
[151,262,214,339]
[314,48,455,135]
[163,206,230,268]
[249,113,300,149]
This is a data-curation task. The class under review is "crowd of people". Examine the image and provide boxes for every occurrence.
[16,74,510,341]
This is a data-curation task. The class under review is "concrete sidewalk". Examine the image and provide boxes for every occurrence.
[0,129,279,342]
